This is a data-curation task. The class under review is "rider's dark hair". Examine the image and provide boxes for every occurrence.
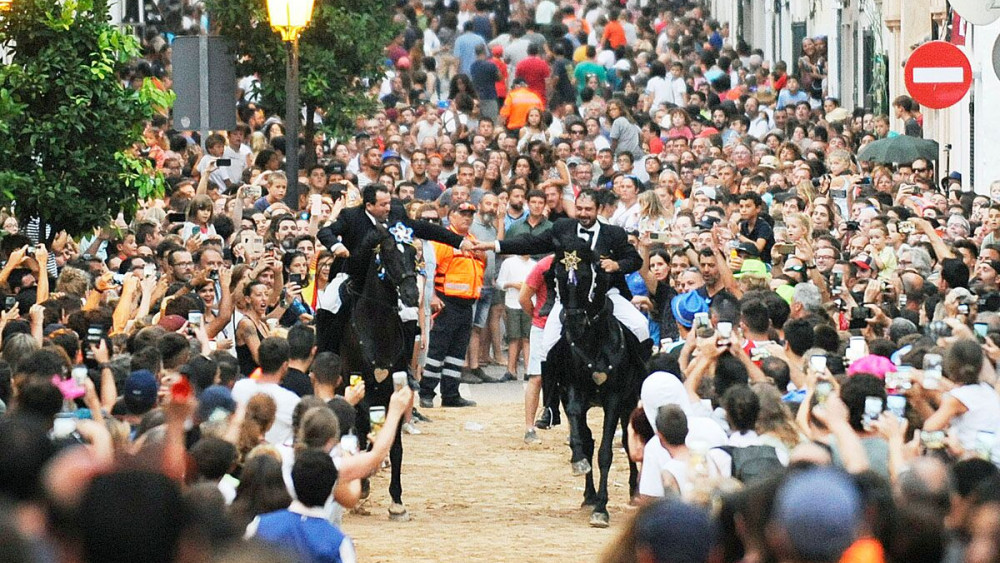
[286,324,315,361]
[576,189,599,206]
[362,183,391,207]
[258,337,289,374]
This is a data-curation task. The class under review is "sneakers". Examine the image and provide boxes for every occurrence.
[419,397,434,409]
[402,422,422,435]
[411,408,432,423]
[441,396,477,407]
[502,371,517,382]
[477,368,503,383]
[523,429,541,444]
[460,370,482,384]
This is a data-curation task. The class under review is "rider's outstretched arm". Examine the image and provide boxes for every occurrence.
[405,217,464,248]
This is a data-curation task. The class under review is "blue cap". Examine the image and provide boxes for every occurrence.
[636,501,717,562]
[773,467,861,561]
[124,370,157,415]
[671,289,710,328]
[196,385,236,422]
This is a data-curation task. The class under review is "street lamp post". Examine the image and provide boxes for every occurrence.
[266,0,315,209]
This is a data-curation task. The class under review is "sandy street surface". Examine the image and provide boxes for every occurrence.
[345,378,634,562]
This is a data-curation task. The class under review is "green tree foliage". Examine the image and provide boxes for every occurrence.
[207,0,399,137]
[0,0,172,239]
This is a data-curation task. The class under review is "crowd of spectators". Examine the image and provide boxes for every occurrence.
[3,0,1000,561]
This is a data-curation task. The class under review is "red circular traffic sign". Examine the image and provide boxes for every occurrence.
[904,41,972,109]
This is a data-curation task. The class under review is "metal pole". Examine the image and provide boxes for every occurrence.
[198,34,210,149]
[284,37,300,209]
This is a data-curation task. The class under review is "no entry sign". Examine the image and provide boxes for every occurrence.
[904,41,973,109]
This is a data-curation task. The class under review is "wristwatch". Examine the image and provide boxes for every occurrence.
[804,262,816,270]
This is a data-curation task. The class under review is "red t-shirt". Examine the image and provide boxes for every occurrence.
[602,20,627,49]
[525,255,554,328]
[515,56,551,106]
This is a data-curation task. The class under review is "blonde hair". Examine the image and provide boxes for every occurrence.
[638,190,667,220]
[249,131,268,154]
[786,212,813,240]
[752,382,802,449]
[56,266,91,298]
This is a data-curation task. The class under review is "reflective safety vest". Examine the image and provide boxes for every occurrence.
[432,228,486,300]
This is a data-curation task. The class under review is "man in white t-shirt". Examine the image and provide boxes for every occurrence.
[496,254,536,381]
[637,372,728,498]
[231,337,301,445]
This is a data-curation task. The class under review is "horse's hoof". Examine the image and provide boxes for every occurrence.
[388,503,410,522]
[589,512,610,528]
[571,459,592,476]
[581,498,598,509]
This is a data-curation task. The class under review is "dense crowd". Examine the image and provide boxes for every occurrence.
[2,0,1000,561]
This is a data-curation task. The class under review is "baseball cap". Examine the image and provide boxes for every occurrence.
[851,253,873,270]
[694,186,717,201]
[326,161,346,175]
[733,258,768,279]
[491,45,503,57]
[636,501,717,563]
[124,370,158,415]
[670,289,710,328]
[773,467,861,562]
[451,202,477,214]
[566,156,587,168]
[158,314,186,332]
[758,155,781,170]
[734,242,761,257]
[382,150,402,161]
[696,216,721,231]
[195,385,237,422]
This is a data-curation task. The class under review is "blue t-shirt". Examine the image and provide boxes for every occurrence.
[470,59,500,100]
[454,32,486,75]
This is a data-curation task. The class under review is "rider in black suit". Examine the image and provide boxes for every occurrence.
[477,189,651,355]
[316,184,474,354]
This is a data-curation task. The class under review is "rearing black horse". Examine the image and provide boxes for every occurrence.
[338,224,420,521]
[544,238,648,528]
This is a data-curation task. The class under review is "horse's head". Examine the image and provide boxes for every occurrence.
[553,237,602,313]
[373,222,420,308]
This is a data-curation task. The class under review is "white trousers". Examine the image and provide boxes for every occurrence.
[540,291,650,358]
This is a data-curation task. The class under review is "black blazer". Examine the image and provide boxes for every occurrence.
[318,201,463,279]
[498,218,641,297]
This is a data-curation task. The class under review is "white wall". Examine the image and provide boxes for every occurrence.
[968,20,1000,192]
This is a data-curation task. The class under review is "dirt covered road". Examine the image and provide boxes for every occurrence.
[345,381,635,562]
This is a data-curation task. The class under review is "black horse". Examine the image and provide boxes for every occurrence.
[544,238,648,527]
[338,224,420,521]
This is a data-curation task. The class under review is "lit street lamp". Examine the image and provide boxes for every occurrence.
[267,0,314,208]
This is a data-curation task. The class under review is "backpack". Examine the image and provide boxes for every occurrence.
[715,445,783,484]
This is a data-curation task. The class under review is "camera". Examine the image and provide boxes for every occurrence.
[215,158,231,167]
[850,306,873,321]
[845,221,860,231]
[924,320,952,340]
[959,303,970,315]
[209,270,219,281]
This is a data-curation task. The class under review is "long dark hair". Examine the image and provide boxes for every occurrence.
[228,454,291,531]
